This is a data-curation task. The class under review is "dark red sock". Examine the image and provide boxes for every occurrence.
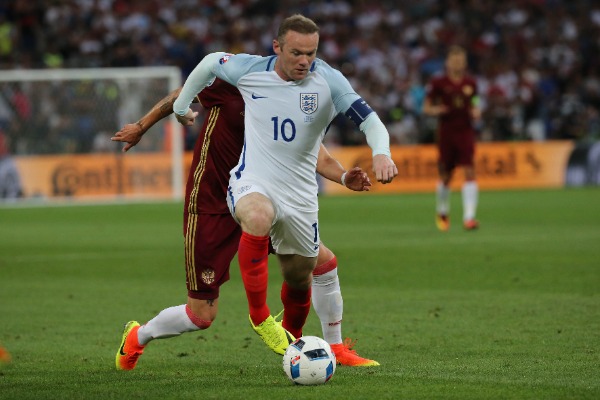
[238,232,270,326]
[281,281,311,338]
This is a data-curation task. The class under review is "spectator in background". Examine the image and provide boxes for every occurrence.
[1,0,600,152]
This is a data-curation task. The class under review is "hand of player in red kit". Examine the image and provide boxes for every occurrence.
[111,123,144,152]
[435,104,450,116]
[343,167,372,191]
[372,154,398,184]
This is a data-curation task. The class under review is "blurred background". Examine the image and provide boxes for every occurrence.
[1,0,599,200]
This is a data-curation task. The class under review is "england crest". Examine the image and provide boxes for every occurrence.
[300,93,318,114]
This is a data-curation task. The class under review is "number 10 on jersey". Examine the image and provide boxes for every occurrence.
[272,117,296,142]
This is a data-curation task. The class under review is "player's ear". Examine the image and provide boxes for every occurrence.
[273,39,282,55]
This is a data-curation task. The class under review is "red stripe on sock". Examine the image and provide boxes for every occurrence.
[281,281,311,338]
[238,232,271,325]
[313,256,337,276]
[185,305,212,329]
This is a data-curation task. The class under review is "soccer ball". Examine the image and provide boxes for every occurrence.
[282,336,336,385]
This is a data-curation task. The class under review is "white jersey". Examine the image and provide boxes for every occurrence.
[214,54,362,211]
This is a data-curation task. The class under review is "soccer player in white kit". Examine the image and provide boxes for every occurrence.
[174,14,398,355]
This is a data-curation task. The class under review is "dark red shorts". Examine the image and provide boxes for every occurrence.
[438,132,475,171]
[183,212,241,300]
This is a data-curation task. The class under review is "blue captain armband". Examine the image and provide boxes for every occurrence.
[345,98,374,126]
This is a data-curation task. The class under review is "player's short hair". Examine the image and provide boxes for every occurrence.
[277,14,319,45]
[447,45,466,57]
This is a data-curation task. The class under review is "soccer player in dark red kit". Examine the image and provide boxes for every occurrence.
[111,77,379,369]
[423,45,481,231]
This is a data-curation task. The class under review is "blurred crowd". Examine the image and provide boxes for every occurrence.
[1,0,600,153]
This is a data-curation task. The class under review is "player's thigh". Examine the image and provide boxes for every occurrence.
[438,136,457,175]
[227,178,275,235]
[184,212,241,299]
[270,206,320,258]
[456,136,475,167]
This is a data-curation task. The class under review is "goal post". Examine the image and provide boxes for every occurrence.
[0,67,184,203]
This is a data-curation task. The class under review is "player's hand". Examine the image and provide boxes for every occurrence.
[175,108,198,126]
[437,105,450,115]
[343,167,372,192]
[111,123,144,152]
[372,154,397,184]
[471,107,482,121]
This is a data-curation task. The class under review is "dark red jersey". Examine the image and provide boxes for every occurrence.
[425,75,478,138]
[184,78,245,215]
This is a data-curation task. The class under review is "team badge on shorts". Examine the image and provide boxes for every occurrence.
[300,93,318,114]
[201,268,215,285]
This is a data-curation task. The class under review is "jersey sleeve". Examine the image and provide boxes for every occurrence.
[173,52,224,116]
[316,61,362,114]
[213,53,266,86]
[316,60,375,127]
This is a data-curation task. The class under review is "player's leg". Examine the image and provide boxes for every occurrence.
[311,244,379,367]
[278,252,315,339]
[311,245,342,344]
[116,212,238,370]
[462,165,479,229]
[228,187,294,354]
[134,298,216,348]
[233,192,274,326]
[436,161,453,231]
[272,206,319,348]
[459,137,479,229]
[116,302,215,371]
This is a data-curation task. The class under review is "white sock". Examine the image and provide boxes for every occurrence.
[311,268,343,345]
[462,181,478,221]
[137,304,202,345]
[436,182,450,215]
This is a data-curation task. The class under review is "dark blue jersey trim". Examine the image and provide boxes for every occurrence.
[266,56,276,71]
[234,138,247,179]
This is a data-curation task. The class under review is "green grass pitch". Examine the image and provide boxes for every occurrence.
[0,188,599,399]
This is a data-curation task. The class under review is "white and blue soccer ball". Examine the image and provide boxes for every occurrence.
[282,336,336,385]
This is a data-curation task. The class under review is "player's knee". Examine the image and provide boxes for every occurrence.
[237,199,274,235]
[185,304,214,330]
[187,295,219,326]
[280,256,315,287]
[282,266,313,289]
[316,244,334,267]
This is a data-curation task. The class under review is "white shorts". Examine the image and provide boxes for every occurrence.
[227,176,320,257]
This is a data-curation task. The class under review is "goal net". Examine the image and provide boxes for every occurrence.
[0,67,184,203]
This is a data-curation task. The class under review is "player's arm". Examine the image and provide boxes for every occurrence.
[358,112,398,184]
[422,81,448,116]
[316,144,371,192]
[326,66,397,184]
[111,88,199,152]
[173,52,226,125]
[341,92,397,184]
[422,95,448,117]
